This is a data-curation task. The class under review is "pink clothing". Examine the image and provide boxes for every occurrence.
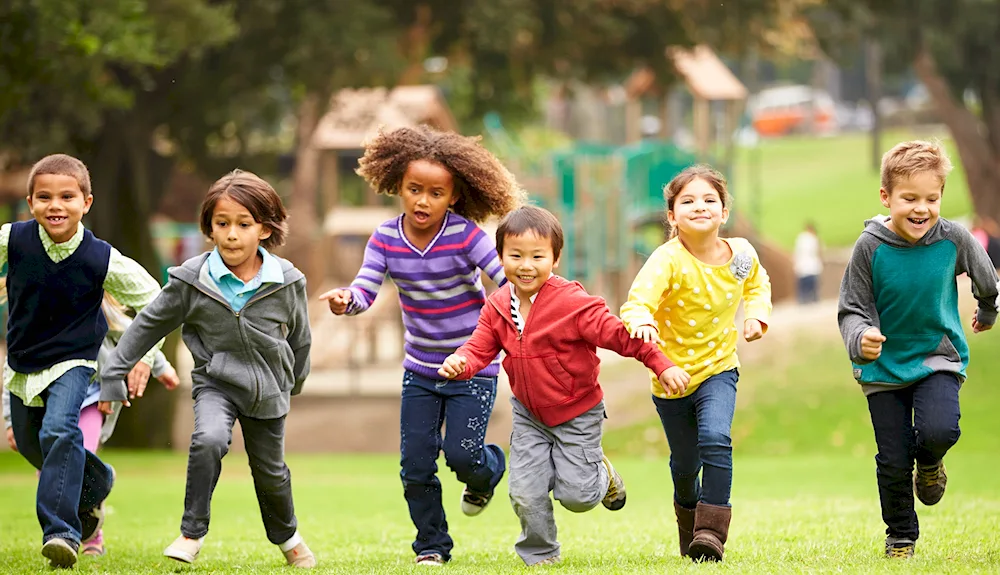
[79,404,103,454]
[973,228,990,251]
[78,404,105,549]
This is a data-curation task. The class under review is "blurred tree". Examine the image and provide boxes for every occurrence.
[387,0,798,128]
[807,0,1000,224]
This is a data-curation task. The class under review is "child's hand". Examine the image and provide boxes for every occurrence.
[860,327,886,360]
[631,325,662,345]
[319,288,352,315]
[6,427,16,452]
[657,366,690,396]
[97,401,119,415]
[743,319,764,342]
[972,309,993,333]
[438,355,467,379]
[157,365,181,390]
[127,362,152,399]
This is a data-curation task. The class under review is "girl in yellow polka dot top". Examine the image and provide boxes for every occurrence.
[620,164,771,563]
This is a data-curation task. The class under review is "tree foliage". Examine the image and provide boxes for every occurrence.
[807,0,1000,221]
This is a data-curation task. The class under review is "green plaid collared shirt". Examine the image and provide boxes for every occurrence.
[1,222,162,406]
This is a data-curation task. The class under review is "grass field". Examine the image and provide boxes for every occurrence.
[2,325,999,573]
[731,129,974,250]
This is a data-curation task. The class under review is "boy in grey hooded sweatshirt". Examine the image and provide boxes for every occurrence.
[100,170,315,568]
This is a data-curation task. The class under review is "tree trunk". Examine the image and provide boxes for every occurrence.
[279,93,325,292]
[865,38,883,172]
[87,111,180,449]
[913,45,1000,223]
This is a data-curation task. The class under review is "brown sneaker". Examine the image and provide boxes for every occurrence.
[885,536,915,558]
[283,541,316,568]
[601,455,626,510]
[914,460,947,505]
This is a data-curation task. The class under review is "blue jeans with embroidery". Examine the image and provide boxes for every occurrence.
[399,370,506,561]
[9,366,115,545]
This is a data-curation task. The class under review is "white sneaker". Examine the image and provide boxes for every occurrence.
[164,535,203,563]
[41,538,77,568]
[460,486,494,516]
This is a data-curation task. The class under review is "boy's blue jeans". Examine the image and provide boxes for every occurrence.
[9,366,114,545]
[652,368,739,508]
[399,370,506,562]
[867,371,961,541]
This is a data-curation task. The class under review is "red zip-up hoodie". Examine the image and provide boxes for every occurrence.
[456,275,674,427]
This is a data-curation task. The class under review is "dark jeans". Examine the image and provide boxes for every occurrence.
[399,370,506,561]
[10,366,114,545]
[182,387,297,545]
[867,372,961,541]
[797,274,819,304]
[652,369,738,508]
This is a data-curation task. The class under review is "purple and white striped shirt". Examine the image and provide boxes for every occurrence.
[345,212,506,378]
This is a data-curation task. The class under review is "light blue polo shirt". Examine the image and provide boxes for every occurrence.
[207,247,284,312]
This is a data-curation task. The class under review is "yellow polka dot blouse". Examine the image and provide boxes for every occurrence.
[620,237,772,399]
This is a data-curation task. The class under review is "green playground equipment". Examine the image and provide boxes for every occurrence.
[548,141,698,308]
[484,113,719,309]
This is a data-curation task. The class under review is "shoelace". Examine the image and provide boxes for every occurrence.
[917,465,941,485]
[464,492,489,506]
[888,545,913,558]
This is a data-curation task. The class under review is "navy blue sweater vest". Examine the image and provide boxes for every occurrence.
[6,221,110,373]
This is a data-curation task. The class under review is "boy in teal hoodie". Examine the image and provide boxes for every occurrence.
[838,140,999,559]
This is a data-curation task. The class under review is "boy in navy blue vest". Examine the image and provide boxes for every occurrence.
[3,154,162,568]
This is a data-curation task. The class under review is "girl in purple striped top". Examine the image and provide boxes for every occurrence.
[320,126,523,566]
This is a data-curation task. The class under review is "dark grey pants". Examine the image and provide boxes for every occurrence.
[181,387,297,545]
[508,397,608,565]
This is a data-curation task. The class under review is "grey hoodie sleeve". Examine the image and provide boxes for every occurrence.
[838,235,880,364]
[99,278,187,402]
[948,222,1000,326]
[287,278,311,395]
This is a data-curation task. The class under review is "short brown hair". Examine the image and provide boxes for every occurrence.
[356,125,525,223]
[880,140,953,194]
[496,205,564,260]
[199,170,288,250]
[663,164,730,238]
[27,154,91,197]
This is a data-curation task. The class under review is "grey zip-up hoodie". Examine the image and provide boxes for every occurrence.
[100,252,311,419]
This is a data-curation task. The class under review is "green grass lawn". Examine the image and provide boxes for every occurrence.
[731,129,974,250]
[2,329,999,573]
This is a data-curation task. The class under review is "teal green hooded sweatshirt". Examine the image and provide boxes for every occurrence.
[838,217,999,395]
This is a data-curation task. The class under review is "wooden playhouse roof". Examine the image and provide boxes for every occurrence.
[627,45,747,101]
[312,85,459,151]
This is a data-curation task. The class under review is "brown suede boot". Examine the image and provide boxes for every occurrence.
[687,502,731,562]
[674,501,696,557]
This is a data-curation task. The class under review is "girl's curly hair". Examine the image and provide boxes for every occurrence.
[356,125,525,223]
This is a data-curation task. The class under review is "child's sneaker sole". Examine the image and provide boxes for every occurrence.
[42,538,78,568]
[601,455,626,510]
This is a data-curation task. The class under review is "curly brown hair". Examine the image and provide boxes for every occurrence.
[356,125,525,223]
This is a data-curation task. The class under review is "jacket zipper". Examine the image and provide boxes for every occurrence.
[190,280,295,413]
[489,287,539,414]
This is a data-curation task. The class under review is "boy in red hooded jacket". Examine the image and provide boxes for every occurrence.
[439,205,690,566]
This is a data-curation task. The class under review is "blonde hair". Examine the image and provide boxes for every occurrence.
[663,164,730,239]
[101,293,131,332]
[880,140,953,194]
